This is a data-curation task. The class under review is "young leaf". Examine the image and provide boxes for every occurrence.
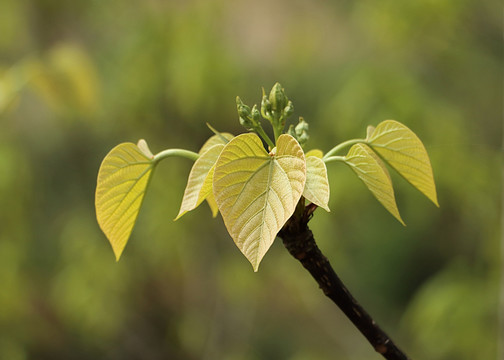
[198,133,234,216]
[366,125,376,141]
[95,142,156,260]
[303,156,330,212]
[305,149,324,158]
[137,139,154,158]
[367,120,438,206]
[205,192,219,218]
[213,133,306,271]
[199,133,234,155]
[345,143,405,225]
[176,144,225,220]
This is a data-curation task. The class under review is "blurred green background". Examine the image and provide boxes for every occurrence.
[0,1,501,359]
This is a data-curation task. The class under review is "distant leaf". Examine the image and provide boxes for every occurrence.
[31,44,100,114]
[176,144,224,220]
[303,156,330,212]
[305,149,324,158]
[213,133,306,271]
[345,143,405,225]
[199,133,234,154]
[367,120,438,206]
[95,142,156,260]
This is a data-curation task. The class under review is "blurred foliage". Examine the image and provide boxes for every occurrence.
[0,0,500,359]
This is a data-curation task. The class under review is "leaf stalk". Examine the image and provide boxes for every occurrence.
[255,125,276,149]
[323,139,365,159]
[153,149,200,163]
[323,155,346,164]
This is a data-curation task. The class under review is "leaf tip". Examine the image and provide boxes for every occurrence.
[252,262,260,272]
[430,192,440,208]
[174,211,185,221]
[392,210,406,226]
[112,246,124,262]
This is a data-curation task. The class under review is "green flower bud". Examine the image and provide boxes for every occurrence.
[236,96,255,130]
[298,131,309,145]
[239,116,254,130]
[293,117,309,147]
[251,104,261,122]
[283,100,294,119]
[261,93,272,120]
[295,117,309,136]
[268,82,287,114]
[287,124,296,138]
[236,96,251,119]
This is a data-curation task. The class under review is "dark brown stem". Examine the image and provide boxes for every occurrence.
[278,203,411,360]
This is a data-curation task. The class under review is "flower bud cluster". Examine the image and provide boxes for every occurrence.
[237,97,257,131]
[236,83,309,148]
[287,117,309,147]
[261,83,294,129]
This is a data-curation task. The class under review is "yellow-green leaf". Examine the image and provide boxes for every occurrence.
[366,125,376,140]
[305,149,324,158]
[198,133,233,217]
[367,120,438,206]
[137,139,154,158]
[345,143,405,225]
[199,133,234,154]
[213,133,306,271]
[29,44,100,114]
[95,142,155,260]
[303,156,330,212]
[176,144,224,220]
[206,192,219,218]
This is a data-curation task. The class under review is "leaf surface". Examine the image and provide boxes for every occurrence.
[176,144,224,220]
[205,192,219,218]
[199,133,234,155]
[213,133,306,271]
[305,149,324,158]
[367,120,438,206]
[137,139,154,158]
[199,133,234,216]
[95,142,155,260]
[303,156,330,212]
[345,143,404,225]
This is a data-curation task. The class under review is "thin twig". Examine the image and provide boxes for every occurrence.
[278,204,411,360]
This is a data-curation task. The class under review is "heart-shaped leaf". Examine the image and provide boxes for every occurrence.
[213,133,306,271]
[367,120,438,206]
[345,143,405,225]
[95,141,156,260]
[176,144,225,220]
[303,156,330,212]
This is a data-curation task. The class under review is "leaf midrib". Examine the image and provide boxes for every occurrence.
[102,166,152,231]
[255,159,275,266]
[226,159,271,215]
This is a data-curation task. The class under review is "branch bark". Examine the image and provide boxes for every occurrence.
[278,203,411,360]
